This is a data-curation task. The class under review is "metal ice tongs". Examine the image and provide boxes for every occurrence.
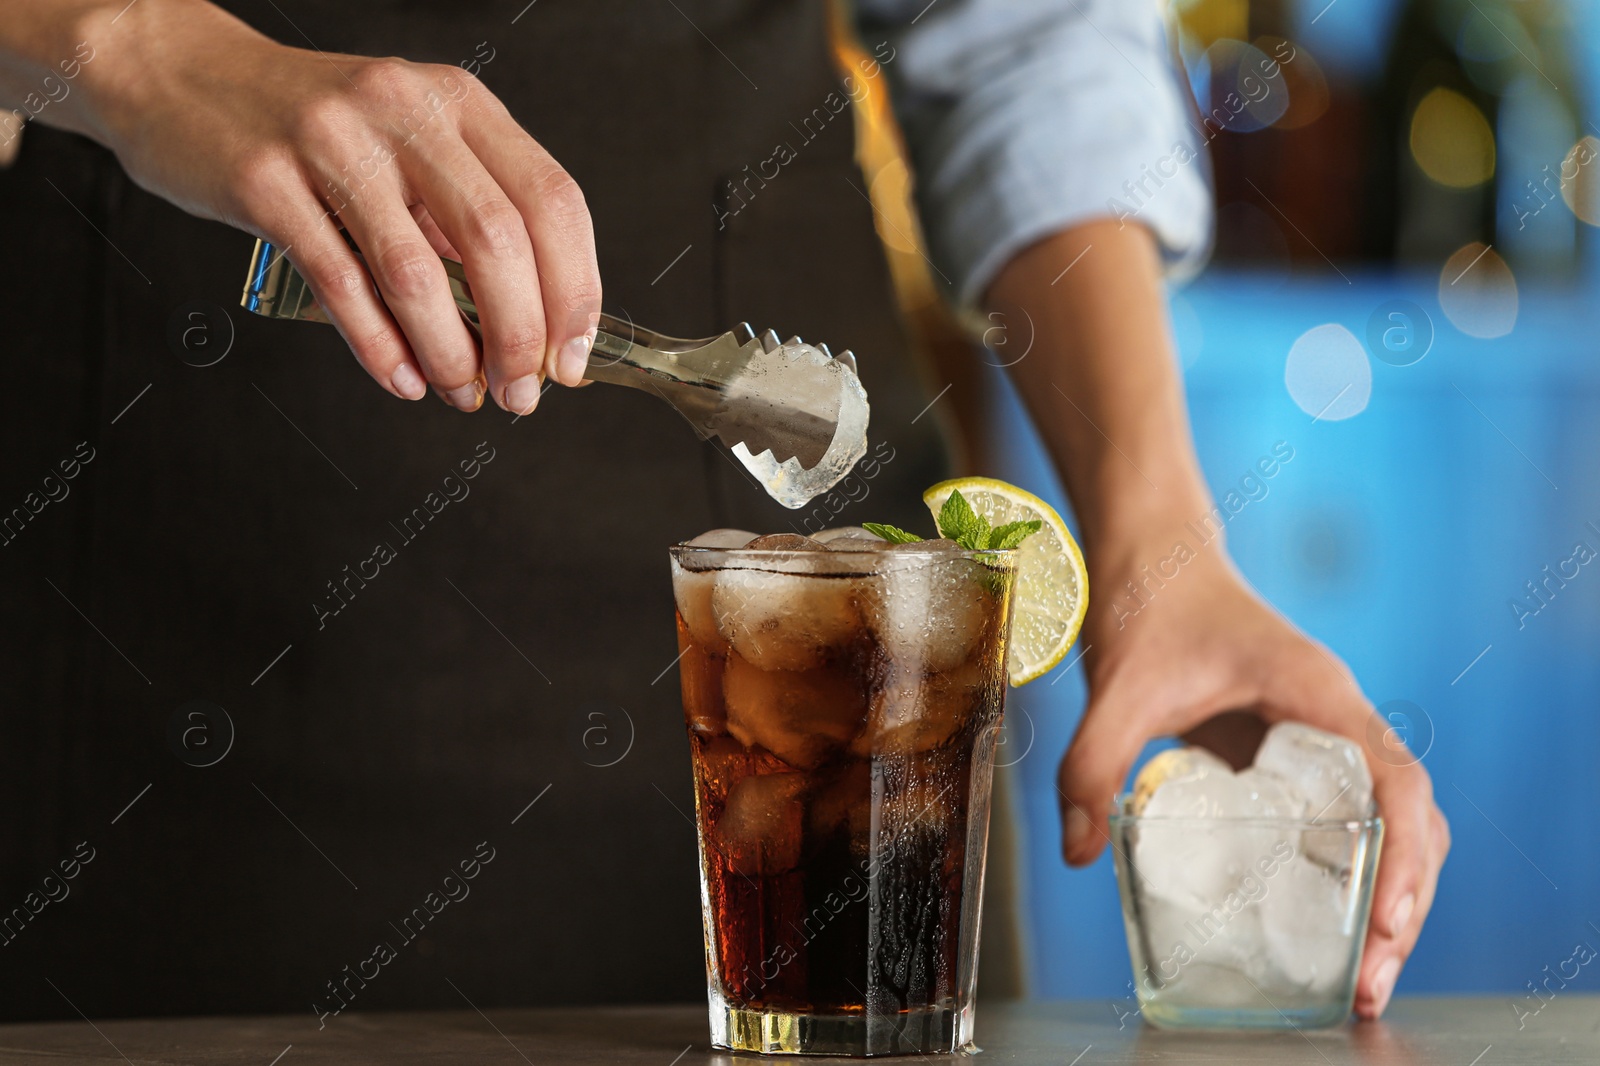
[240,239,871,509]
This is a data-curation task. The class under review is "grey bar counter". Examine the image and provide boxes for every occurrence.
[0,998,1589,1064]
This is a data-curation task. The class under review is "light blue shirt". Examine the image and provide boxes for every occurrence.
[854,0,1213,308]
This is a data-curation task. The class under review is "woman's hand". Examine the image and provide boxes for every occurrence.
[1057,528,1450,1019]
[59,0,601,412]
[987,219,1447,1020]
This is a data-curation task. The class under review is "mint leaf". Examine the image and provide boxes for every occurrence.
[867,490,1042,552]
[937,489,990,550]
[989,519,1042,550]
[862,522,922,544]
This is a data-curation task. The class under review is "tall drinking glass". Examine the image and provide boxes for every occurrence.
[669,541,1017,1056]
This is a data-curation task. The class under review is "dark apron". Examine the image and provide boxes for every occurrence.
[0,0,949,1021]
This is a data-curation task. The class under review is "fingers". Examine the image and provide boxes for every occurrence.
[1057,675,1155,866]
[1260,641,1448,1020]
[463,107,601,388]
[1368,764,1433,941]
[403,133,549,414]
[1354,768,1449,1018]
[337,181,483,411]
[277,192,427,402]
[269,60,594,414]
[1354,810,1446,1019]
[411,203,461,261]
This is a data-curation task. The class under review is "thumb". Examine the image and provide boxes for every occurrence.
[1056,680,1151,867]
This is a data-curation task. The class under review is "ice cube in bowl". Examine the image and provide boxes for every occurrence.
[1109,799,1382,1029]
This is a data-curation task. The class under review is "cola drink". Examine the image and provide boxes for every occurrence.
[669,531,1017,1056]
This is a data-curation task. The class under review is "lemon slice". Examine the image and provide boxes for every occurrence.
[924,478,1088,686]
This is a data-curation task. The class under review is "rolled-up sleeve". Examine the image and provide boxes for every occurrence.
[854,0,1213,308]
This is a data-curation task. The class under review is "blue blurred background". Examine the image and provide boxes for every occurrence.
[988,0,1600,1000]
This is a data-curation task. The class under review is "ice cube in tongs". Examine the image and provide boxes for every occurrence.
[240,239,870,509]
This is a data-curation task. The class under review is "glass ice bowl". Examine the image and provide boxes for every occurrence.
[1108,799,1383,1030]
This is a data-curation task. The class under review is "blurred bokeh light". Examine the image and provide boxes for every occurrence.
[1285,323,1373,420]
[1410,86,1495,188]
[1560,135,1600,225]
[1437,241,1519,337]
